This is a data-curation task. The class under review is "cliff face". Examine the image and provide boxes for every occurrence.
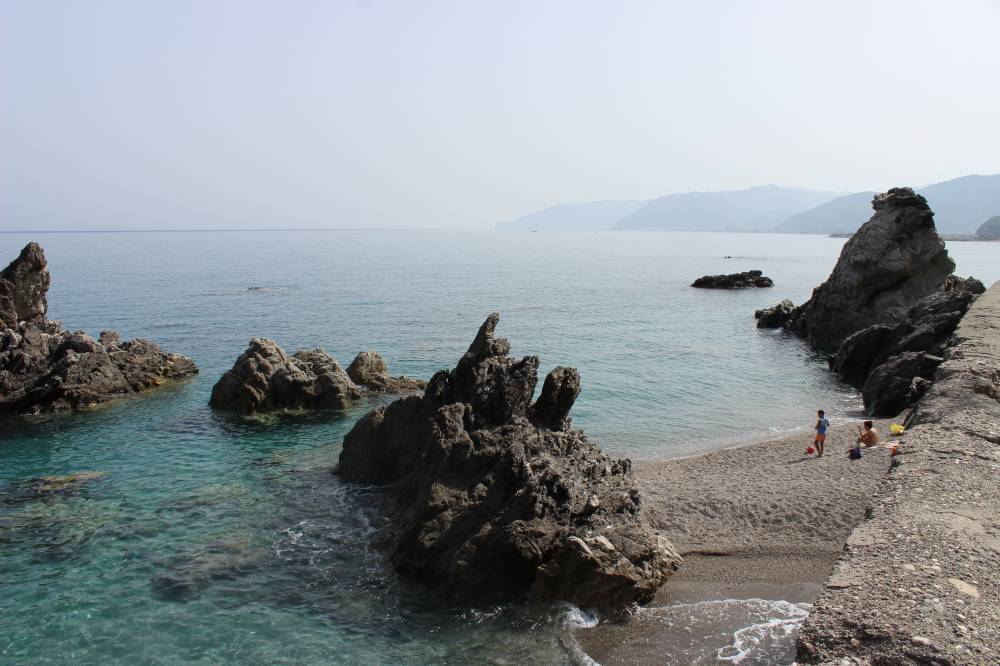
[797,282,1000,664]
[786,188,955,351]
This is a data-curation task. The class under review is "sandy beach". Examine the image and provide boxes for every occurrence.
[575,420,897,664]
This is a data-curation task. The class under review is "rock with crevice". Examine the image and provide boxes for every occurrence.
[785,188,955,350]
[692,270,773,289]
[0,243,198,414]
[336,313,681,614]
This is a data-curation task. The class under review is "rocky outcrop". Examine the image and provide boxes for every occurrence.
[0,243,198,414]
[209,338,362,414]
[346,351,427,393]
[785,188,955,350]
[0,242,50,328]
[209,341,426,415]
[796,281,1000,664]
[829,279,985,416]
[692,270,773,289]
[336,313,681,614]
[754,299,795,329]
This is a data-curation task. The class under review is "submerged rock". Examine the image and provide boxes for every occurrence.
[754,299,795,329]
[336,313,681,614]
[785,188,955,350]
[692,270,773,289]
[346,351,427,393]
[0,243,198,415]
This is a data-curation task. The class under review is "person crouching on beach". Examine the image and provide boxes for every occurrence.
[857,420,879,448]
[814,409,829,457]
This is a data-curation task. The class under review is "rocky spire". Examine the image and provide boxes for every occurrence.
[0,242,51,327]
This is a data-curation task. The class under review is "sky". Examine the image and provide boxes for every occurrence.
[2,0,999,230]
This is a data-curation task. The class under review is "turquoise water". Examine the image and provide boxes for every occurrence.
[2,231,997,664]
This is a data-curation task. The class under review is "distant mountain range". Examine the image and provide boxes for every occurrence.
[497,174,1000,235]
[495,200,646,231]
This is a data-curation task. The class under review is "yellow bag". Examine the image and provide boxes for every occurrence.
[890,423,905,435]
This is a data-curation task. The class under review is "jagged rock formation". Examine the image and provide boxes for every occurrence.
[0,242,50,328]
[828,278,985,416]
[210,341,425,414]
[784,188,955,350]
[0,243,198,414]
[346,351,426,393]
[209,338,362,414]
[691,270,773,289]
[754,299,795,328]
[796,281,1000,664]
[336,313,681,614]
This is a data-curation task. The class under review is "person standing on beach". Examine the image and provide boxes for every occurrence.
[814,409,830,457]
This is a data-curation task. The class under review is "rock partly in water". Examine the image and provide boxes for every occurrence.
[0,243,198,415]
[754,299,795,329]
[209,338,363,414]
[346,351,427,393]
[336,313,681,614]
[692,270,773,289]
[784,188,955,350]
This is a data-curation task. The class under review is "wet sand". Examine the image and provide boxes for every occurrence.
[574,421,896,664]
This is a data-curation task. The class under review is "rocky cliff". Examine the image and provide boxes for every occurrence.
[796,281,1000,664]
[336,314,681,614]
[784,188,955,350]
[0,243,198,414]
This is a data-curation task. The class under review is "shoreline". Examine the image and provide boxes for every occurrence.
[574,420,897,664]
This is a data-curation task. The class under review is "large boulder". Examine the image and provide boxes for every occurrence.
[692,270,773,289]
[829,284,980,415]
[336,313,681,614]
[0,243,198,414]
[785,188,955,350]
[754,299,795,329]
[346,350,426,393]
[209,338,363,414]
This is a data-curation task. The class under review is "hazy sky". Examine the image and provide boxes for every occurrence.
[3,0,999,230]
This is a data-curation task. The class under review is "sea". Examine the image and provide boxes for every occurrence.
[2,230,998,665]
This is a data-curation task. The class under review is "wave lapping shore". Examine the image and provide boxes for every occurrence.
[797,282,1000,665]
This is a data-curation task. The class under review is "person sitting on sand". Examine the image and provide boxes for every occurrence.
[814,409,829,457]
[857,420,879,448]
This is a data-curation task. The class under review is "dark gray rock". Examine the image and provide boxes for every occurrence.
[861,352,944,417]
[0,243,198,414]
[346,350,426,394]
[692,270,773,289]
[209,338,363,414]
[336,313,681,614]
[785,188,955,350]
[0,241,50,325]
[829,289,977,415]
[754,299,795,328]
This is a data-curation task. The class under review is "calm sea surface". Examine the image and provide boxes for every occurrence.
[2,230,997,664]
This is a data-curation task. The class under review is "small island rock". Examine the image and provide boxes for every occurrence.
[209,338,362,414]
[336,313,681,614]
[692,270,773,289]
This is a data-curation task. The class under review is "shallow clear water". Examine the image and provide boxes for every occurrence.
[1,231,997,664]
